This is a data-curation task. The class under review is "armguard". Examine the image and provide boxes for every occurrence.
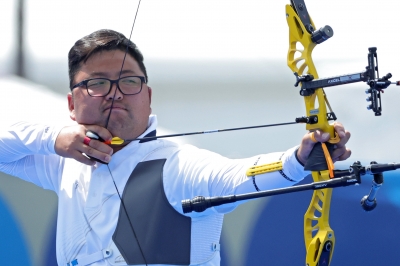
[246,161,283,176]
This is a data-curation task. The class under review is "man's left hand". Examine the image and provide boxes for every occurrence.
[297,122,351,165]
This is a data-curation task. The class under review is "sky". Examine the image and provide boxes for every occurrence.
[1,0,399,62]
[0,0,398,93]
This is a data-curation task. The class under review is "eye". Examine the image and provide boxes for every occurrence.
[121,77,140,85]
[88,79,108,88]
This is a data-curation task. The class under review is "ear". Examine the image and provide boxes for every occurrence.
[147,86,153,113]
[67,93,76,121]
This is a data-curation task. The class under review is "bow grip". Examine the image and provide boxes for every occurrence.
[304,142,335,171]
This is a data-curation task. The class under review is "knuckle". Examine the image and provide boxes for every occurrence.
[86,148,94,155]
[90,139,101,149]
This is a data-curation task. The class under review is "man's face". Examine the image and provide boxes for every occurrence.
[68,49,152,140]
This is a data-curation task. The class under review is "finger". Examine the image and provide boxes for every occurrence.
[71,150,96,166]
[85,125,113,143]
[331,147,352,162]
[337,149,352,161]
[82,144,112,163]
[332,122,346,139]
[86,138,113,156]
[55,126,85,158]
[334,131,351,148]
[81,137,113,162]
[297,132,320,165]
[311,130,330,143]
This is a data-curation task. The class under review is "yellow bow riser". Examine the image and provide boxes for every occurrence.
[286,4,337,266]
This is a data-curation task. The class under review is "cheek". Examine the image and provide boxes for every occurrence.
[74,100,102,123]
[140,99,152,116]
[131,96,150,111]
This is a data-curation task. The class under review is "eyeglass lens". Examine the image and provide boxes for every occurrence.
[87,77,142,96]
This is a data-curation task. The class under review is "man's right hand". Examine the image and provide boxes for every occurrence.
[54,125,113,165]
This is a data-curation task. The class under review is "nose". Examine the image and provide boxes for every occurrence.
[106,82,124,100]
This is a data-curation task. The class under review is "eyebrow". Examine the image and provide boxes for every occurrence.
[88,70,139,78]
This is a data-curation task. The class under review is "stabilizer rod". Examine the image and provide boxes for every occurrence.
[182,175,360,213]
[182,161,400,213]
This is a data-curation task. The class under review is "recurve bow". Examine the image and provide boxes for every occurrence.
[286,1,338,265]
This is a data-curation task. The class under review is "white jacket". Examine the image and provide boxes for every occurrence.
[0,115,308,266]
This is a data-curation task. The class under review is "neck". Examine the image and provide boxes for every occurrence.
[111,143,127,154]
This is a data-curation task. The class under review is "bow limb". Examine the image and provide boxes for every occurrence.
[286,3,337,266]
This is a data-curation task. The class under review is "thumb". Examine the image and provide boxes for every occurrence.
[297,131,329,165]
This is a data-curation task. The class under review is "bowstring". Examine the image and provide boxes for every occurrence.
[104,1,148,265]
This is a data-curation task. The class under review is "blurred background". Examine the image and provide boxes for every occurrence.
[1,0,400,265]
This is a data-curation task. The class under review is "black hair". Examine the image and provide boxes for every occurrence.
[68,29,148,88]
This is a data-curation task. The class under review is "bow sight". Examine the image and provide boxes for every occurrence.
[294,47,400,116]
[290,0,399,119]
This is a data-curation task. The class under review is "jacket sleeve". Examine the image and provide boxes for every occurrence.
[0,121,64,191]
[163,144,310,216]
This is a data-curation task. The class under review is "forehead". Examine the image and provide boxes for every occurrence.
[76,50,142,80]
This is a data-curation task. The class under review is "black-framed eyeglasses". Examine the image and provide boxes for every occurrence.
[71,76,147,97]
